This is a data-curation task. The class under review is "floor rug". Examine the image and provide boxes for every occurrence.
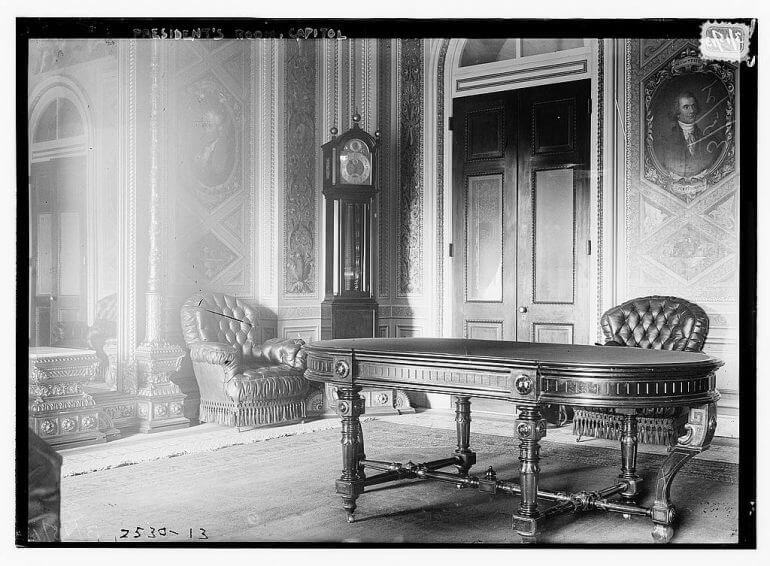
[60,420,739,545]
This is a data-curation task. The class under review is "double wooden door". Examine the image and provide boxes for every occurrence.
[452,80,591,344]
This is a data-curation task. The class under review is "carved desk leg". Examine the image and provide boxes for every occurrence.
[512,405,547,543]
[454,396,476,480]
[651,402,717,543]
[618,409,641,508]
[335,385,366,523]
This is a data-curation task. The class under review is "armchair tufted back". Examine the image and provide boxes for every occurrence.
[181,292,262,363]
[600,295,709,352]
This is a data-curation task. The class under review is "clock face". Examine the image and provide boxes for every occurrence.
[339,138,372,185]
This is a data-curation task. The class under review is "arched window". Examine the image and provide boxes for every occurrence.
[459,38,586,67]
[32,97,84,143]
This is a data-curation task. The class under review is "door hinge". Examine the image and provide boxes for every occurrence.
[448,116,455,131]
[587,240,592,255]
[448,243,454,257]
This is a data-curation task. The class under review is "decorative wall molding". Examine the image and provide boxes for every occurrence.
[595,40,605,342]
[455,59,589,95]
[433,39,451,334]
[116,40,138,394]
[284,40,317,297]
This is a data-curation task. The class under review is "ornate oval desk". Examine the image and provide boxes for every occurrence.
[304,338,722,543]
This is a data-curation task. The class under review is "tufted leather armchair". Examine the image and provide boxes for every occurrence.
[573,296,710,445]
[599,295,709,352]
[180,292,322,428]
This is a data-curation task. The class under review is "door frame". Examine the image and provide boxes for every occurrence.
[29,77,97,327]
[424,38,615,343]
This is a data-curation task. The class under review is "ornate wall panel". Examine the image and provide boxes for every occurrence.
[398,39,424,297]
[171,41,251,295]
[625,39,739,302]
[624,38,740,404]
[284,40,317,296]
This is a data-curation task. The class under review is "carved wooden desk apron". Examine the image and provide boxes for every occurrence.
[304,338,722,543]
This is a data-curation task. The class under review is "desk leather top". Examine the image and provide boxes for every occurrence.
[305,337,720,368]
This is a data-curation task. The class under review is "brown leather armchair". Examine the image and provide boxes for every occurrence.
[180,292,322,428]
[573,296,710,445]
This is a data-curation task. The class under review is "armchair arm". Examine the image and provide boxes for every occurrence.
[189,342,243,378]
[259,337,307,370]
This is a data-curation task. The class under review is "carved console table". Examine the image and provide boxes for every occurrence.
[28,347,115,449]
[304,338,722,544]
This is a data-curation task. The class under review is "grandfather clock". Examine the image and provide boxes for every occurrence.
[321,113,378,338]
[320,114,413,415]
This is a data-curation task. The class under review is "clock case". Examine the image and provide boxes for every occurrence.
[320,118,379,340]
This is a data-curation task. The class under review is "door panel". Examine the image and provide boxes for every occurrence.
[452,80,591,345]
[532,167,575,304]
[466,173,504,302]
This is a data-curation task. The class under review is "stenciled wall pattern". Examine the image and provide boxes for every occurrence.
[398,39,424,297]
[624,38,740,402]
[284,40,317,297]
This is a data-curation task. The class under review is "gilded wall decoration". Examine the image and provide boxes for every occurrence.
[180,74,242,208]
[398,39,424,296]
[643,46,735,203]
[284,40,317,295]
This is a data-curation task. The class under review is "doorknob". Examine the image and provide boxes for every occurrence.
[48,294,56,303]
[518,306,528,313]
